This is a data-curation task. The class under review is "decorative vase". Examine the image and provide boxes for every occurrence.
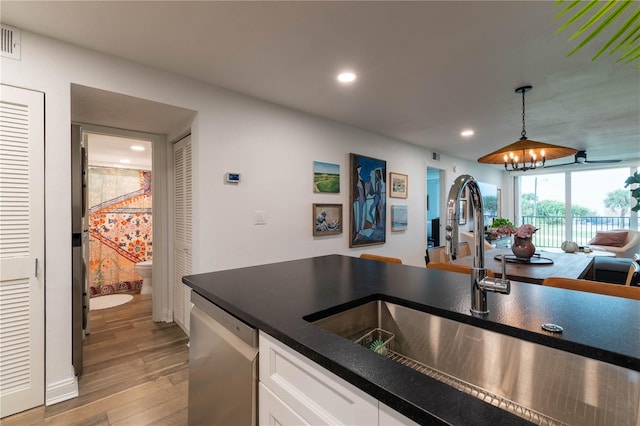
[512,236,536,260]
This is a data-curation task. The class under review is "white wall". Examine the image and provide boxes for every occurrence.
[1,30,504,404]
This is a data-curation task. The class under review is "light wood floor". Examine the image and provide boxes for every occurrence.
[2,294,189,425]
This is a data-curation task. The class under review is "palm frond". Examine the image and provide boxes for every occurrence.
[555,0,640,67]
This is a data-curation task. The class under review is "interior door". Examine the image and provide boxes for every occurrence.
[173,135,192,335]
[0,84,45,417]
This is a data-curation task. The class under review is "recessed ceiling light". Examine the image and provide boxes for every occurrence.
[131,145,145,151]
[337,72,357,83]
[120,159,131,164]
[461,129,474,137]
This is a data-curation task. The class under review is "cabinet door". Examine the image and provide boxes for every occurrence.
[173,135,192,334]
[0,85,45,417]
[259,332,378,425]
[379,402,419,426]
[259,383,310,426]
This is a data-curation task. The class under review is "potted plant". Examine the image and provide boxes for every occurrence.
[487,218,514,240]
[625,171,640,213]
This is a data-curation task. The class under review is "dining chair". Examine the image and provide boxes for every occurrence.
[359,254,403,264]
[425,242,471,265]
[426,262,495,277]
[542,277,640,300]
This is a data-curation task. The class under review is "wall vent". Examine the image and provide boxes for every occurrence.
[1,24,21,60]
[432,152,441,161]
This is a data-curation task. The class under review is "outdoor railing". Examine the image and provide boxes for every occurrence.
[521,215,631,248]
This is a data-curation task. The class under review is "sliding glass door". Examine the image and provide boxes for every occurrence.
[517,166,638,248]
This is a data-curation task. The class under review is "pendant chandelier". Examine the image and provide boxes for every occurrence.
[478,85,577,172]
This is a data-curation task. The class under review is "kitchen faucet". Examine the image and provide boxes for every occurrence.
[445,175,510,314]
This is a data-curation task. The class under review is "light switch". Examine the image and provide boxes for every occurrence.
[254,211,267,225]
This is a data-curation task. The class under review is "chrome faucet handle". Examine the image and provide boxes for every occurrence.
[485,255,511,294]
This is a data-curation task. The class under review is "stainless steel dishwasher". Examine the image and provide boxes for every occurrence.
[189,292,258,425]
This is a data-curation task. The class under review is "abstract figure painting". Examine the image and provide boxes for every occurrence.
[350,153,386,247]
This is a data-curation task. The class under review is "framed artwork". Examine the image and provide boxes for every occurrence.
[349,153,386,247]
[389,172,408,198]
[459,199,467,225]
[313,203,342,236]
[313,161,340,193]
[391,205,408,231]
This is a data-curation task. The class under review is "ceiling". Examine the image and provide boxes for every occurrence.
[3,1,639,168]
[86,133,152,170]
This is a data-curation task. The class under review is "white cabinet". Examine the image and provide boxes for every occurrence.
[259,383,310,425]
[259,331,378,425]
[379,402,419,426]
[259,331,419,426]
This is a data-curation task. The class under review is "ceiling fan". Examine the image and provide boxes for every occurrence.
[545,150,622,168]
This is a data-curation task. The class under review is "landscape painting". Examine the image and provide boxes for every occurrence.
[349,153,386,247]
[391,205,408,231]
[313,161,340,193]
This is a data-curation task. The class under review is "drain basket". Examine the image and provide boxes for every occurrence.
[354,327,394,353]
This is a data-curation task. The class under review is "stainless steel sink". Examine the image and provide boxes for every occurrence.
[311,300,639,426]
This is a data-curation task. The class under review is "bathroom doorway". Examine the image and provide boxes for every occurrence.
[83,128,154,314]
[426,167,445,247]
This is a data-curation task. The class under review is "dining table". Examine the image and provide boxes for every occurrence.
[449,248,596,285]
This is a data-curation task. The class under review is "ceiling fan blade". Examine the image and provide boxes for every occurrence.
[541,161,577,168]
[586,159,622,163]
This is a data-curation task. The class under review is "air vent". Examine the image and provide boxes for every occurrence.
[432,152,441,161]
[1,24,21,60]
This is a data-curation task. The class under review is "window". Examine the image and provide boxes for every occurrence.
[519,174,565,247]
[517,167,638,248]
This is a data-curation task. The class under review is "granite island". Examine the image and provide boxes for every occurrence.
[183,255,640,425]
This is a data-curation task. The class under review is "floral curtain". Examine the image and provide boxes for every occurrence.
[88,167,152,296]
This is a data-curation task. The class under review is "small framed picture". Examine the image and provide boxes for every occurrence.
[389,172,408,199]
[391,205,408,231]
[313,161,340,193]
[313,203,343,236]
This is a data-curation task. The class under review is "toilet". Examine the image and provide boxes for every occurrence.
[135,260,153,295]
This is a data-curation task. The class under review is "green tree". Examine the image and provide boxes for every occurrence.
[521,193,537,216]
[604,189,630,216]
[571,205,595,217]
[536,200,565,225]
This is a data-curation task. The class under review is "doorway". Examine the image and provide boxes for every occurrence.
[84,130,154,303]
[426,167,444,247]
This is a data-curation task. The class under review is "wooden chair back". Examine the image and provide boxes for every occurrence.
[543,277,640,300]
[426,262,495,277]
[359,254,403,264]
[426,242,471,265]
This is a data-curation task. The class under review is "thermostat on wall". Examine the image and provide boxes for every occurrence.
[225,172,241,183]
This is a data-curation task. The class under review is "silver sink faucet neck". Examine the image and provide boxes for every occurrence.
[445,175,510,314]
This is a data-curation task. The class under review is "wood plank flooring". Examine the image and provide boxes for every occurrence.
[2,294,189,426]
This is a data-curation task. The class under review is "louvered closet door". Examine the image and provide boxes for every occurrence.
[0,85,45,417]
[173,135,192,335]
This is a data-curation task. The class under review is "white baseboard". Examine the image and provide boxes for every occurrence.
[46,376,78,406]
[164,309,174,323]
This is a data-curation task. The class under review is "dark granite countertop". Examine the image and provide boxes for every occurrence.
[182,255,640,425]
